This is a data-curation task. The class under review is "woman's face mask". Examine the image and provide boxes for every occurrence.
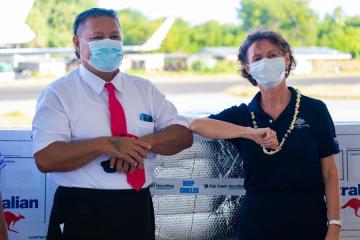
[249,57,286,89]
[80,38,123,73]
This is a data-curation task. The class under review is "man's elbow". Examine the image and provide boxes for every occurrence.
[34,153,51,173]
[161,129,193,155]
[183,130,193,149]
[174,129,193,153]
[176,125,193,148]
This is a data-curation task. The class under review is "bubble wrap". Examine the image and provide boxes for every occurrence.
[153,140,244,240]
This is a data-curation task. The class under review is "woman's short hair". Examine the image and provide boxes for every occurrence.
[237,30,296,86]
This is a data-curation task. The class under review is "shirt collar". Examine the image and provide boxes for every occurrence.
[248,87,297,117]
[79,64,124,94]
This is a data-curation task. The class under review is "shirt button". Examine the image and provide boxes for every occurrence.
[269,119,273,124]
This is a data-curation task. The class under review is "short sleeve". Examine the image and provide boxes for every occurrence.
[151,85,189,132]
[316,102,340,159]
[208,104,248,147]
[208,104,247,125]
[32,88,71,154]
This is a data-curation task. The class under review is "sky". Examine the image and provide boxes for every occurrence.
[99,0,360,25]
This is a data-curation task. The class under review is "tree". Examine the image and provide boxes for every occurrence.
[238,0,319,46]
[191,21,246,48]
[26,0,97,48]
[118,9,161,46]
[318,8,360,57]
[160,19,196,52]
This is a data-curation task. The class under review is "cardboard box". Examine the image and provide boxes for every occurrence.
[1,124,360,239]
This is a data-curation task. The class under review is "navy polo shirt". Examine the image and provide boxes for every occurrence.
[209,87,340,194]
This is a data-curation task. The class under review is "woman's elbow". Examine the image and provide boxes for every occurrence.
[189,119,201,133]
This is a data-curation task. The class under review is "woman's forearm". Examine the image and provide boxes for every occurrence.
[321,155,341,239]
[321,155,341,220]
[324,170,341,220]
[189,118,252,139]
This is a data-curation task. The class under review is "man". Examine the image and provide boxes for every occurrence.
[32,8,192,240]
[0,153,8,240]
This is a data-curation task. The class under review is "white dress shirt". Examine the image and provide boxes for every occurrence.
[32,65,188,189]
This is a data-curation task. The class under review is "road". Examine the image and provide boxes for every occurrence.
[0,76,359,122]
[0,76,359,100]
[156,76,360,94]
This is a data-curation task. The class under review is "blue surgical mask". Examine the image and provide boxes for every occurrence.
[81,38,123,72]
[249,57,286,89]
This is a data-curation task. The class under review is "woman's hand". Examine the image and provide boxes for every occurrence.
[325,224,341,240]
[247,127,278,149]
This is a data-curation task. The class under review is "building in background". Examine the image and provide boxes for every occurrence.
[200,46,352,74]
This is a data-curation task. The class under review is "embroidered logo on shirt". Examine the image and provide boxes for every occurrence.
[294,118,310,129]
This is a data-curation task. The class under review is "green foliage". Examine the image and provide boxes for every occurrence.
[27,0,97,47]
[318,8,360,57]
[161,20,246,53]
[24,1,360,58]
[26,4,246,52]
[191,60,209,72]
[119,9,160,45]
[212,60,238,73]
[238,1,360,57]
[159,19,197,52]
[238,0,318,46]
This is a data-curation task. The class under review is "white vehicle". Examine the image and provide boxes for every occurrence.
[0,0,175,57]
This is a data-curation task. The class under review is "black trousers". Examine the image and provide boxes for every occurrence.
[47,186,155,240]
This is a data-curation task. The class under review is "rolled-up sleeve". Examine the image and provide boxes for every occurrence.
[32,88,71,154]
[316,102,340,159]
[151,85,190,132]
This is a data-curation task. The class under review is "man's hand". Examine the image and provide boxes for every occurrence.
[104,137,151,172]
[248,127,278,149]
[117,161,144,174]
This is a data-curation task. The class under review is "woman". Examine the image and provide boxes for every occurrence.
[190,31,341,240]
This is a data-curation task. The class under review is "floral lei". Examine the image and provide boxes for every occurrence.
[250,89,301,155]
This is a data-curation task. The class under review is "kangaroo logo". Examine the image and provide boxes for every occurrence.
[341,198,360,217]
[4,211,25,233]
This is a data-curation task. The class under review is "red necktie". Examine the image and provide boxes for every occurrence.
[105,82,146,192]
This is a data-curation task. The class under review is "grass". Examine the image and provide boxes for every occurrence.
[0,111,32,127]
[225,83,360,99]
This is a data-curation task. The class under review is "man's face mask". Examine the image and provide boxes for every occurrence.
[80,38,123,72]
[249,57,286,89]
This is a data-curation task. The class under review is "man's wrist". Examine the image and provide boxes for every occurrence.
[94,137,111,154]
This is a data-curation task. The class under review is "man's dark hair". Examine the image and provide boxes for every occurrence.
[237,30,296,86]
[73,8,120,58]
